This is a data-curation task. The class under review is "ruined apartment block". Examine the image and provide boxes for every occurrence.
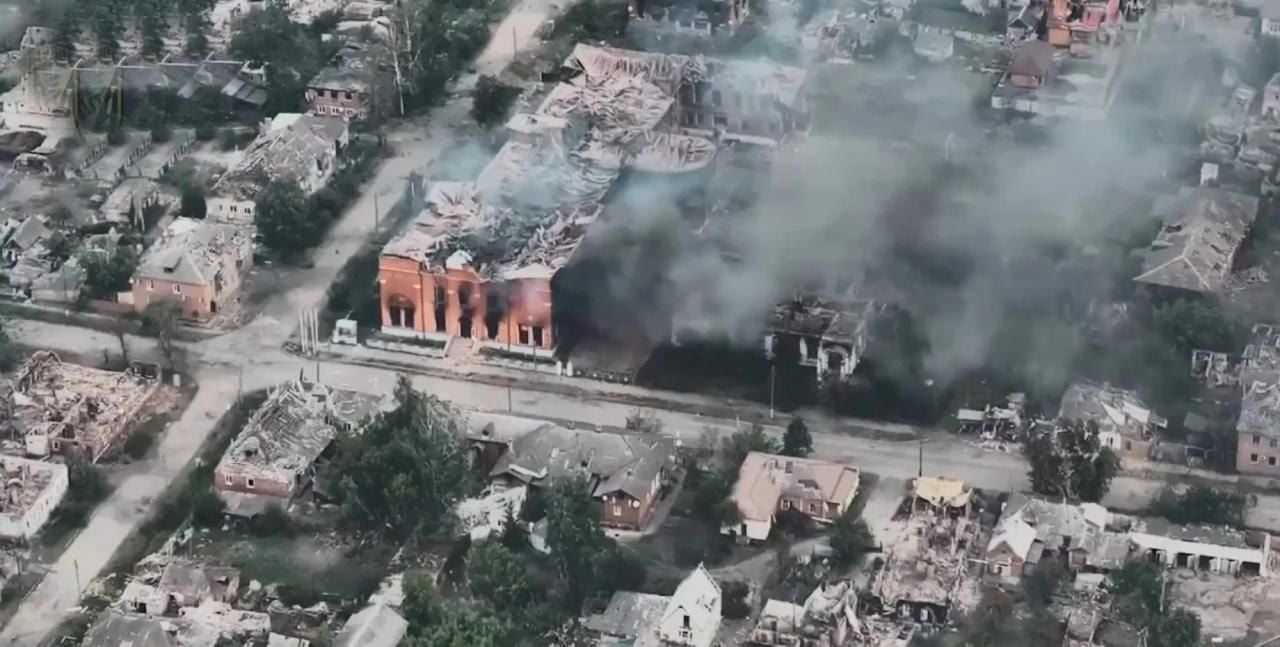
[305,41,394,121]
[378,45,806,354]
[131,217,253,322]
[206,113,349,224]
[0,455,67,541]
[8,351,161,463]
[1237,323,1280,475]
[1133,186,1259,296]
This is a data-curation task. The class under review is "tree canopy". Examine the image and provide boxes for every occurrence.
[722,423,780,466]
[1145,485,1248,528]
[828,510,875,569]
[545,475,606,612]
[255,180,316,256]
[470,75,521,129]
[466,541,534,613]
[80,245,138,300]
[1023,419,1120,502]
[333,375,474,537]
[782,417,812,457]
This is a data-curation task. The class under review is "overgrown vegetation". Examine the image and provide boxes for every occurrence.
[41,460,112,547]
[331,376,476,537]
[1145,484,1248,528]
[1023,419,1121,502]
[470,75,522,129]
[1108,561,1202,647]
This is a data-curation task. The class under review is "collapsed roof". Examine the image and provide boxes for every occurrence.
[488,423,675,500]
[1135,187,1258,293]
[135,218,248,287]
[212,114,346,202]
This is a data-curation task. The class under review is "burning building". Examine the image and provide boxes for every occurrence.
[376,45,806,355]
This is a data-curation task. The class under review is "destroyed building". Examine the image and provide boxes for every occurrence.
[764,298,876,385]
[0,455,67,541]
[750,581,860,647]
[8,351,160,462]
[724,451,859,542]
[584,565,721,647]
[872,509,975,624]
[121,561,240,616]
[985,494,1123,577]
[485,422,676,530]
[1133,187,1259,296]
[206,113,349,224]
[376,45,805,354]
[213,378,386,515]
[304,41,394,121]
[956,393,1026,439]
[131,218,253,322]
[1126,517,1271,576]
[628,0,752,38]
[1057,381,1166,460]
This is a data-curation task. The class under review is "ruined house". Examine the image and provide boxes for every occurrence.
[131,218,252,322]
[724,452,859,542]
[585,565,721,647]
[486,423,676,530]
[121,562,240,616]
[985,494,1122,577]
[213,378,386,515]
[305,41,394,121]
[751,581,860,647]
[376,45,807,354]
[628,0,752,38]
[1134,187,1259,295]
[9,351,160,462]
[82,611,175,647]
[206,113,349,224]
[764,298,875,384]
[0,455,67,541]
[1057,381,1166,460]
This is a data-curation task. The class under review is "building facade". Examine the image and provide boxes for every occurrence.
[0,456,67,541]
[131,219,252,321]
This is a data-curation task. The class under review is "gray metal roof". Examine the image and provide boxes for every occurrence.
[490,425,674,500]
[334,602,407,647]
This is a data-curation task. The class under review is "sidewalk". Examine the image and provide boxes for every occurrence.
[316,341,922,440]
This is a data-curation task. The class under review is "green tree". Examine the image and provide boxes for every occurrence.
[80,246,138,300]
[91,0,125,60]
[401,573,437,627]
[183,10,210,57]
[722,423,780,466]
[691,469,739,530]
[1149,608,1201,647]
[1021,559,1063,607]
[1151,298,1244,354]
[230,0,329,113]
[1023,419,1120,502]
[1145,484,1248,528]
[53,11,80,60]
[140,299,184,369]
[470,75,521,129]
[624,409,663,434]
[255,180,315,256]
[136,0,169,58]
[545,474,606,612]
[466,541,533,612]
[334,376,474,537]
[781,417,812,457]
[405,606,512,647]
[1108,560,1163,627]
[828,512,874,569]
[552,0,629,41]
[181,186,207,219]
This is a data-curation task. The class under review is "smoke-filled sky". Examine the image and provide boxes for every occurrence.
[606,24,1232,388]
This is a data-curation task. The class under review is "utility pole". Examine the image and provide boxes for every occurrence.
[512,25,518,56]
[507,383,513,412]
[73,559,81,594]
[918,439,924,478]
[374,193,380,229]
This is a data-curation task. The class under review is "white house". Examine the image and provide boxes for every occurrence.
[656,565,722,647]
[0,456,68,541]
[1128,518,1271,577]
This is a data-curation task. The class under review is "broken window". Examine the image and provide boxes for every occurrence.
[246,478,256,489]
[518,325,530,345]
[804,338,818,361]
[458,285,472,308]
[388,294,416,329]
[1256,434,1263,445]
[533,326,544,347]
[712,90,722,106]
[714,115,727,127]
[433,285,447,331]
[1252,453,1260,463]
[1271,456,1278,466]
[485,290,504,340]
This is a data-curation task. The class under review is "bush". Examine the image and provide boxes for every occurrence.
[122,430,156,460]
[250,503,293,536]
[68,460,109,504]
[721,580,751,619]
[107,129,127,146]
[277,582,321,607]
[218,129,240,151]
[195,124,217,141]
[191,489,226,528]
[151,125,172,143]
